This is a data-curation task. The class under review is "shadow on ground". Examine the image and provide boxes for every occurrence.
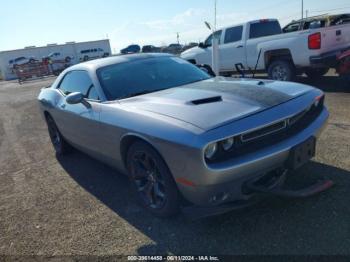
[297,75,350,93]
[57,151,350,255]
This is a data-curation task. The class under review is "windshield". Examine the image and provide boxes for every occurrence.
[97,56,211,100]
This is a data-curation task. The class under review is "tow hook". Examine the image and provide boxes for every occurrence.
[245,171,334,198]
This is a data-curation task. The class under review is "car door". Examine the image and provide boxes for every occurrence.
[54,70,101,153]
[219,25,246,71]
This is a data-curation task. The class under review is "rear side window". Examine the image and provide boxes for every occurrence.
[224,26,243,43]
[249,21,282,39]
[58,71,94,98]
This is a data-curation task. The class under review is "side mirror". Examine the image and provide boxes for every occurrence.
[198,42,206,49]
[66,92,91,108]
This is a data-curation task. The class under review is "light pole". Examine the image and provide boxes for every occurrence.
[205,0,219,76]
[301,0,304,20]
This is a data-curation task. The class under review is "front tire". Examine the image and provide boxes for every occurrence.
[268,60,295,81]
[126,141,180,217]
[45,115,71,156]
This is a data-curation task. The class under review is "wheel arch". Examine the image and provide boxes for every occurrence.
[120,133,163,169]
[187,59,197,65]
[264,49,295,68]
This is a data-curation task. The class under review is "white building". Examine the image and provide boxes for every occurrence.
[0,39,111,80]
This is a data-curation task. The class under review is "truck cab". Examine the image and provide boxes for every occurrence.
[181,19,282,74]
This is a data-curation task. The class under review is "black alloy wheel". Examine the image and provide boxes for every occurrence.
[46,115,71,155]
[127,141,180,217]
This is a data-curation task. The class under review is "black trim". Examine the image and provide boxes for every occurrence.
[310,46,350,67]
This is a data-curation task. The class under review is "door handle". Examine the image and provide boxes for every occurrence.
[236,45,244,48]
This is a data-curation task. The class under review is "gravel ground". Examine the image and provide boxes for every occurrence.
[0,72,349,256]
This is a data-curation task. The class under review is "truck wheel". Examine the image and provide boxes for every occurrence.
[126,141,180,217]
[305,68,329,79]
[268,60,295,81]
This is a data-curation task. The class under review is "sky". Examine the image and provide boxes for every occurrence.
[1,0,350,53]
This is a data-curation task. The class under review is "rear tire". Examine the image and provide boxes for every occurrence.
[305,68,329,79]
[45,115,71,156]
[126,141,180,217]
[268,60,295,81]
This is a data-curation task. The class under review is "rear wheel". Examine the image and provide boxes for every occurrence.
[45,115,71,155]
[268,60,295,81]
[305,68,329,79]
[126,141,180,217]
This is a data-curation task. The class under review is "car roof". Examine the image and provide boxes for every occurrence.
[67,53,173,72]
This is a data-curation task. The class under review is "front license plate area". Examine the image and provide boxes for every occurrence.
[287,137,316,170]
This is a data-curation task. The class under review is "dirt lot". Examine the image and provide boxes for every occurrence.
[0,72,349,256]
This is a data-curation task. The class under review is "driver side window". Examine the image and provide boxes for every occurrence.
[58,71,99,100]
[204,30,222,46]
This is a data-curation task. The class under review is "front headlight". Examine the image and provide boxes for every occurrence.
[221,137,234,151]
[204,142,218,160]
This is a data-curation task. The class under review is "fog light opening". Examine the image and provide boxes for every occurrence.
[210,192,229,203]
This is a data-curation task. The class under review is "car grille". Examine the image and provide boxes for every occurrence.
[241,120,287,142]
[210,96,325,164]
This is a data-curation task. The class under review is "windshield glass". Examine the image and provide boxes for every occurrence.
[97,56,211,100]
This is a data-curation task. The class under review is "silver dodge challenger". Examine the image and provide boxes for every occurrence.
[38,53,333,218]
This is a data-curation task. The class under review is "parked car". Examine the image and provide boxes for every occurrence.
[79,48,109,61]
[38,53,332,218]
[9,56,37,69]
[182,42,199,52]
[121,45,141,54]
[162,43,183,54]
[142,45,161,53]
[44,52,74,63]
[283,13,350,33]
[181,18,350,81]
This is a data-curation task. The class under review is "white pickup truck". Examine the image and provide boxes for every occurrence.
[181,19,350,81]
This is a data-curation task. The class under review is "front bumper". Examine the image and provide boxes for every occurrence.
[177,108,329,206]
[310,46,350,68]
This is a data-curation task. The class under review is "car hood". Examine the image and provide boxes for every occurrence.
[119,77,313,131]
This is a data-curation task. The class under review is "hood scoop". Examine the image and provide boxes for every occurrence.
[190,96,222,105]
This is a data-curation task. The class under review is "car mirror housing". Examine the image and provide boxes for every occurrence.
[198,42,206,49]
[66,92,91,108]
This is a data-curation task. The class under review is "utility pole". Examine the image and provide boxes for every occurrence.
[214,0,217,30]
[212,0,219,76]
[176,32,180,44]
[306,9,309,18]
[301,0,304,20]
